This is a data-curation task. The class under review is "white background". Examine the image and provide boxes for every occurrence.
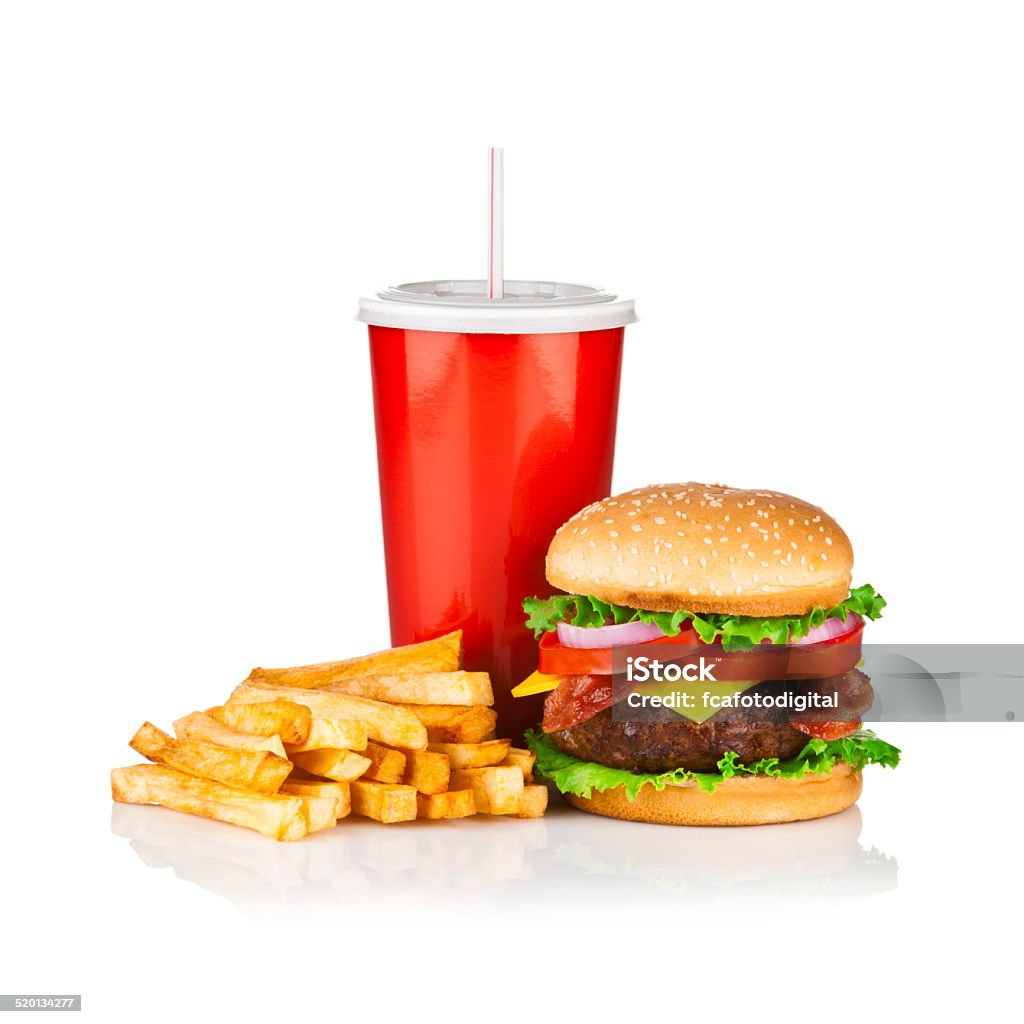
[2,1,1021,1020]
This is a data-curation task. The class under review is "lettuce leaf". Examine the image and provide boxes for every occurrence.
[522,583,886,650]
[525,727,900,800]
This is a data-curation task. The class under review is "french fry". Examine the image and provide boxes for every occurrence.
[229,684,425,750]
[288,748,371,783]
[501,747,536,783]
[173,711,287,759]
[402,749,450,795]
[427,739,510,770]
[111,764,307,841]
[359,741,407,785]
[416,790,476,820]
[449,766,524,815]
[306,671,493,707]
[280,779,351,819]
[130,721,291,795]
[391,703,497,744]
[283,717,369,753]
[205,700,311,745]
[297,794,339,833]
[350,780,418,823]
[245,631,462,688]
[515,784,548,818]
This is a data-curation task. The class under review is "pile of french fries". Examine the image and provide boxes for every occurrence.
[111,630,545,841]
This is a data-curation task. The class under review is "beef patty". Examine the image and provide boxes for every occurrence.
[547,669,874,773]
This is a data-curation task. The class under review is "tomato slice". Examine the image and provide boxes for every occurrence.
[791,721,861,741]
[537,619,864,681]
[537,626,698,676]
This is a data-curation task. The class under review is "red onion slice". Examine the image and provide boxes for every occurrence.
[789,612,861,646]
[555,619,666,649]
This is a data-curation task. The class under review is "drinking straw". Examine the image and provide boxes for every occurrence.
[488,146,504,299]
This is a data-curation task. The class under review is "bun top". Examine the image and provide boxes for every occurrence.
[545,483,854,617]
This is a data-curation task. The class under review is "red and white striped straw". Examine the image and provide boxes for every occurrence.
[488,146,504,299]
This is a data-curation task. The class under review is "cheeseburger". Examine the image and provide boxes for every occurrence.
[515,483,899,825]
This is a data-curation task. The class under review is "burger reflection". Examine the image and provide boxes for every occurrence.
[111,799,896,920]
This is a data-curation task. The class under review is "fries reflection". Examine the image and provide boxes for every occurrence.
[112,799,896,918]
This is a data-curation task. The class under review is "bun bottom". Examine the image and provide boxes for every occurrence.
[562,763,862,826]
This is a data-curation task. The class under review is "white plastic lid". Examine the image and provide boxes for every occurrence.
[357,280,636,334]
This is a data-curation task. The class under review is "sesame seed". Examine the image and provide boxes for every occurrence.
[761,585,770,592]
[631,524,643,532]
[682,555,689,566]
[825,537,833,546]
[654,516,666,525]
[630,546,639,555]
[610,543,618,552]
[700,556,707,567]
[610,530,619,538]
[688,587,698,596]
[760,560,769,567]
[676,531,686,538]
[589,540,596,548]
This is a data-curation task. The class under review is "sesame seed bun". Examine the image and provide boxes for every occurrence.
[546,483,854,617]
[562,763,862,826]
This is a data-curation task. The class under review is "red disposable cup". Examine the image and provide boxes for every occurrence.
[359,281,635,740]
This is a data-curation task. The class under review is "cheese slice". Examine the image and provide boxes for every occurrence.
[630,678,762,723]
[511,671,562,697]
